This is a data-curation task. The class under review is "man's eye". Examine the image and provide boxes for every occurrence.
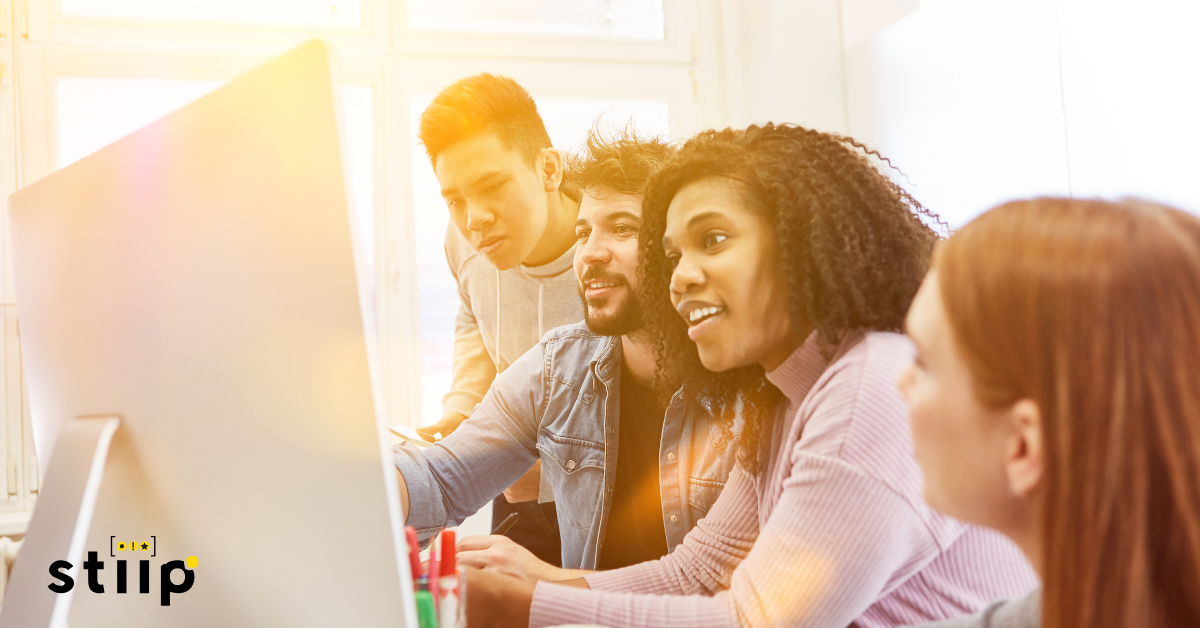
[577,230,590,242]
[703,233,727,248]
[485,181,503,193]
[446,198,463,210]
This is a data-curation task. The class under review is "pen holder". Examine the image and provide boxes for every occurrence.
[434,569,466,628]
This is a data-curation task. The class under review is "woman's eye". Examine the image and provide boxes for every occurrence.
[614,224,633,235]
[485,182,503,193]
[703,233,727,249]
[666,253,680,269]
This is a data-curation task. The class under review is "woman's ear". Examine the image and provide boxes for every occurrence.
[540,147,564,192]
[1004,399,1044,498]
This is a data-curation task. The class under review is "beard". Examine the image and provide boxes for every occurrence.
[577,266,645,337]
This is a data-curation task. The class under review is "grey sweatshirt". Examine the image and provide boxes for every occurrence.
[441,221,584,419]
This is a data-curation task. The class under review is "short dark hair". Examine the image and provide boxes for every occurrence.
[565,125,675,196]
[418,73,553,167]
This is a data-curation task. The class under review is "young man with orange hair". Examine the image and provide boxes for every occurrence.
[415,74,582,564]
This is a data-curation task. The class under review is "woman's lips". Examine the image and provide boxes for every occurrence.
[677,301,727,341]
[687,310,723,340]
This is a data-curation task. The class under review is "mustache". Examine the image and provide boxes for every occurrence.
[580,266,628,284]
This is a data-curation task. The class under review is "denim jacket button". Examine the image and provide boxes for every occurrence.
[566,459,576,470]
[669,515,678,522]
[666,452,675,461]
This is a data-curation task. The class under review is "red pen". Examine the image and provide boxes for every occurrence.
[437,530,458,628]
[405,526,423,588]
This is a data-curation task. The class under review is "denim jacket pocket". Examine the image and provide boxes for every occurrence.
[687,477,726,521]
[539,431,606,529]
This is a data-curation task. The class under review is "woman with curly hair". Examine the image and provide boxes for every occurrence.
[463,123,1036,628]
[900,198,1200,628]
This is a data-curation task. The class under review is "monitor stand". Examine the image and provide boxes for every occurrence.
[0,416,120,628]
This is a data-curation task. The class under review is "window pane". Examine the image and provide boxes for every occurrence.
[55,77,377,343]
[407,0,664,40]
[411,94,669,424]
[338,85,377,351]
[57,77,224,169]
[59,0,361,28]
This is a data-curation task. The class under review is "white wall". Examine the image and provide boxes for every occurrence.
[715,0,848,134]
[842,0,1200,227]
[1054,0,1200,212]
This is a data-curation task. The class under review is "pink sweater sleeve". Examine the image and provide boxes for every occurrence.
[530,453,939,628]
[581,464,761,596]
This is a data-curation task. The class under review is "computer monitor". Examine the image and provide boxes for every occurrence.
[3,40,415,627]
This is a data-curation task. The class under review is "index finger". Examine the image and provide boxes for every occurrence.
[455,534,499,551]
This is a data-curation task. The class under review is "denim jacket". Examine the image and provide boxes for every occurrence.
[393,322,739,569]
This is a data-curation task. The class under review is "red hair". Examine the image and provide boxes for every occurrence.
[936,198,1200,627]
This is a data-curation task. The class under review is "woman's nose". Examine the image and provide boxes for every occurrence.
[669,255,703,296]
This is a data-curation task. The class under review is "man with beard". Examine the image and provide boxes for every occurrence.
[392,130,738,578]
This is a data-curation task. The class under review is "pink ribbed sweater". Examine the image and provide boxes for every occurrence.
[528,331,1037,628]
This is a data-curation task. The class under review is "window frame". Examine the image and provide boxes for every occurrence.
[0,1,711,529]
[392,0,694,64]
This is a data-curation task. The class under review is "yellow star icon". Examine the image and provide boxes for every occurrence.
[141,542,150,551]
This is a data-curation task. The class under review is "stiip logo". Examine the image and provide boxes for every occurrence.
[48,536,198,606]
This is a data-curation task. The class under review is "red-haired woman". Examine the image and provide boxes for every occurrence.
[899,198,1200,627]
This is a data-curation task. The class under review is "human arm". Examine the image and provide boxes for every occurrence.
[456,534,595,582]
[527,455,939,628]
[393,341,549,539]
[464,568,535,628]
[581,464,761,596]
[395,467,410,519]
[500,460,543,503]
[463,467,761,627]
[442,224,498,421]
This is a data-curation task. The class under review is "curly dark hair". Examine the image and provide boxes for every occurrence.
[637,123,943,472]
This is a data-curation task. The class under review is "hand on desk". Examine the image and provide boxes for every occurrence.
[464,567,534,628]
[464,566,592,628]
[457,534,595,582]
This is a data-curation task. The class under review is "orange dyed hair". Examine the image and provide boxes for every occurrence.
[936,198,1200,627]
[417,73,551,167]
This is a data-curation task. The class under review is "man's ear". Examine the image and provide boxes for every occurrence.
[1005,399,1045,498]
[540,147,564,192]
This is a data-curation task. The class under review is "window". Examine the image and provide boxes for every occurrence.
[0,1,704,533]
[56,77,224,168]
[407,0,664,39]
[59,0,363,27]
